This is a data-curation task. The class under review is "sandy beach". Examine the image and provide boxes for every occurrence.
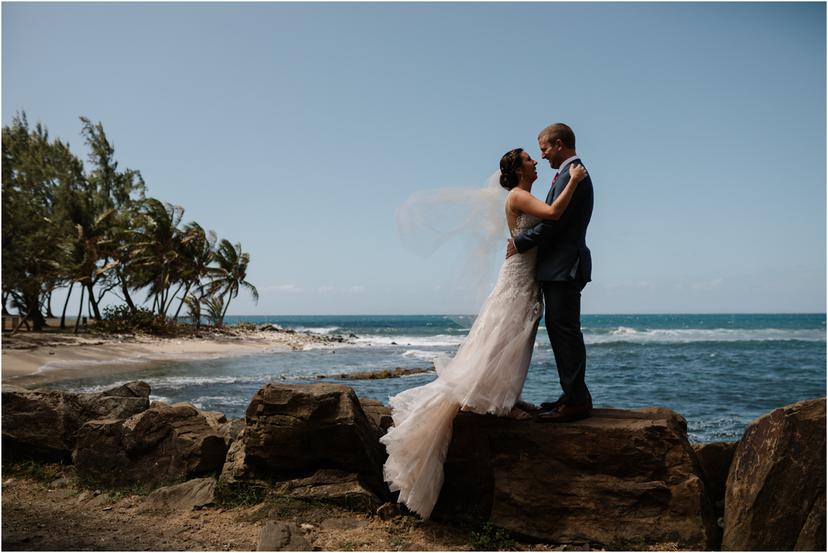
[1,321,347,389]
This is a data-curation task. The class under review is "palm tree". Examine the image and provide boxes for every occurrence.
[171,222,216,323]
[201,294,224,328]
[184,293,203,328]
[207,239,258,327]
[130,198,185,319]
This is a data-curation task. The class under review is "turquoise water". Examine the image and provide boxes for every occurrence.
[47,314,825,443]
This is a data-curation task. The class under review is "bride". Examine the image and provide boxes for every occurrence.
[381,148,588,518]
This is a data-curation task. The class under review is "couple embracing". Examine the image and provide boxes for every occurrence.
[381,123,594,518]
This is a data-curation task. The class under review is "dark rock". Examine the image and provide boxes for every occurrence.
[220,384,386,497]
[693,441,737,503]
[98,381,152,398]
[143,477,217,511]
[257,521,312,551]
[2,381,150,461]
[272,469,382,512]
[722,398,826,551]
[359,398,393,436]
[377,502,400,520]
[2,385,83,461]
[693,440,737,548]
[202,411,244,447]
[221,418,245,447]
[432,407,717,549]
[74,402,228,489]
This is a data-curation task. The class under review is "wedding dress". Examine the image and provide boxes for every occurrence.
[380,212,542,519]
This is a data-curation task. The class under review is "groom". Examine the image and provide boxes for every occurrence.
[507,122,594,422]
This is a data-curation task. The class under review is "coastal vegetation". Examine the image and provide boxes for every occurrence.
[2,112,257,333]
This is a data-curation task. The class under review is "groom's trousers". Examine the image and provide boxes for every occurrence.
[542,280,591,406]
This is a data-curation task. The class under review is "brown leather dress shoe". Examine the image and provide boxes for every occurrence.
[534,403,592,423]
[514,399,543,414]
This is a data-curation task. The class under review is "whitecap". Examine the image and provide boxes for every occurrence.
[353,334,465,347]
[402,349,448,363]
[291,326,341,335]
[585,327,826,345]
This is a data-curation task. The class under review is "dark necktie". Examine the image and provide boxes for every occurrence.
[549,172,560,202]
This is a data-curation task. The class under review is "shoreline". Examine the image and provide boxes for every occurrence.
[1,324,347,389]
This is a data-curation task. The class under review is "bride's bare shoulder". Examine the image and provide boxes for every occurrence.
[506,188,531,212]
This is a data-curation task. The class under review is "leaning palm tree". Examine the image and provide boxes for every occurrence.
[201,294,224,328]
[184,293,203,329]
[130,198,185,319]
[171,222,216,323]
[206,239,258,328]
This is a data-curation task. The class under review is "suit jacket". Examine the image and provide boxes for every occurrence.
[513,158,593,283]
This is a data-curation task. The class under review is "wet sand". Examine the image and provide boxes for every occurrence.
[1,324,343,388]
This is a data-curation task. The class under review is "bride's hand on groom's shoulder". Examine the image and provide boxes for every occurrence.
[506,239,517,259]
[570,163,588,183]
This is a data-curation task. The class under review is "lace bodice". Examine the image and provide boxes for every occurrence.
[509,213,541,238]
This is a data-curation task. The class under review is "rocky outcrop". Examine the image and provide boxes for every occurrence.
[77,381,151,421]
[220,384,386,497]
[358,398,393,436]
[74,402,228,488]
[432,407,718,549]
[201,410,245,447]
[144,477,217,511]
[2,381,150,461]
[722,398,826,551]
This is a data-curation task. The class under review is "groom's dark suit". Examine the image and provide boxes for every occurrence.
[514,158,593,406]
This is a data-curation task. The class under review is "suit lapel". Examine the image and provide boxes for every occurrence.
[549,158,580,203]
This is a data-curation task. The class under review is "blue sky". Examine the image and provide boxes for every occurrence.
[3,2,825,315]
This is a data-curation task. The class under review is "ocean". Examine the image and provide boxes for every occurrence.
[47,313,825,443]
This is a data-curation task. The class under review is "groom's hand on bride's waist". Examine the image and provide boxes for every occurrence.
[506,239,517,259]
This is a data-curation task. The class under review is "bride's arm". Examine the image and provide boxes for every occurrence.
[509,164,587,220]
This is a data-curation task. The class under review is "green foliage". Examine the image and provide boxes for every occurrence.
[469,522,516,551]
[202,294,225,328]
[3,460,65,482]
[107,483,149,500]
[207,239,259,327]
[1,112,257,333]
[214,482,267,507]
[2,112,83,328]
[97,304,175,335]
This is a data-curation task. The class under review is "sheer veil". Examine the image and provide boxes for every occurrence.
[395,171,509,311]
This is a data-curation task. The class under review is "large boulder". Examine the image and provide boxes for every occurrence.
[77,381,152,421]
[220,384,386,497]
[2,381,150,461]
[722,398,826,551]
[74,402,228,489]
[432,407,718,549]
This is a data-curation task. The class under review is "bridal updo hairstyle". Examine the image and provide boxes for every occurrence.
[499,148,524,190]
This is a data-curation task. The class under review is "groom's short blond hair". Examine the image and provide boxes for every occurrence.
[539,123,576,149]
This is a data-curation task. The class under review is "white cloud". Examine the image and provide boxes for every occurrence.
[317,285,335,294]
[349,285,366,294]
